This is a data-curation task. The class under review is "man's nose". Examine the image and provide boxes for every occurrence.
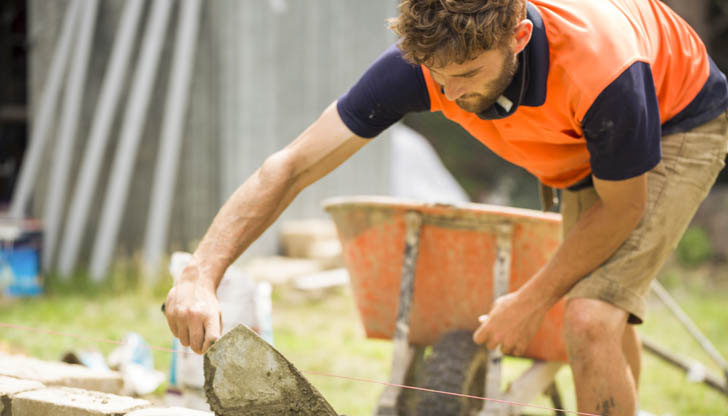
[444,81,466,101]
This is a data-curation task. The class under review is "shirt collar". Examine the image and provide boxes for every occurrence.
[476,2,549,120]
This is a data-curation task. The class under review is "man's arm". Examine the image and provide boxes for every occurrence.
[521,174,647,306]
[474,173,647,355]
[165,102,369,354]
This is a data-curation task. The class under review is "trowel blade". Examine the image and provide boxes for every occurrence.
[203,324,339,416]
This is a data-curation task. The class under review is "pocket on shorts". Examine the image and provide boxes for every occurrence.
[662,123,728,194]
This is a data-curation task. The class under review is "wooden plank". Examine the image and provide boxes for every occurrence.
[642,336,727,396]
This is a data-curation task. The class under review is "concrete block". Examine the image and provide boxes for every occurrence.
[280,219,339,258]
[243,256,322,285]
[307,240,343,269]
[126,407,213,416]
[12,386,149,416]
[0,375,45,414]
[294,268,349,291]
[0,353,123,394]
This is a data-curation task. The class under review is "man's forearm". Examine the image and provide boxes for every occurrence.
[186,151,301,289]
[178,102,367,290]
[520,197,644,309]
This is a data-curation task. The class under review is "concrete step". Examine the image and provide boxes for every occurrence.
[126,407,213,416]
[12,386,150,415]
[0,352,123,394]
[0,375,45,414]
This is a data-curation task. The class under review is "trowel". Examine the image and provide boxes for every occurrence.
[203,324,339,416]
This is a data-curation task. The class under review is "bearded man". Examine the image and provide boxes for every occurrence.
[164,1,728,415]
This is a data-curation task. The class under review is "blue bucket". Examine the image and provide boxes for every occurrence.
[0,218,43,297]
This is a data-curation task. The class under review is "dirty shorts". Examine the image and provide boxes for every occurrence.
[561,111,728,324]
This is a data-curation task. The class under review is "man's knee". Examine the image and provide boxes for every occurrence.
[563,298,628,359]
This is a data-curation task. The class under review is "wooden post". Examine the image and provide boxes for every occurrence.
[642,336,727,396]
[651,281,728,376]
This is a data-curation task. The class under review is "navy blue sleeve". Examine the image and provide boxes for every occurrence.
[581,61,662,180]
[337,44,430,138]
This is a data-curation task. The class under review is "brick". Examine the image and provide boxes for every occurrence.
[12,387,149,416]
[0,375,45,414]
[307,239,343,269]
[0,353,123,394]
[126,407,213,416]
[243,256,322,285]
[280,219,339,257]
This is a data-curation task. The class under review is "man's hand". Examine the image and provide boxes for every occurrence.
[472,290,548,356]
[164,264,222,355]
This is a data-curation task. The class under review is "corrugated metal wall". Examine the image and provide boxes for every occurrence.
[28,0,395,271]
[208,0,395,259]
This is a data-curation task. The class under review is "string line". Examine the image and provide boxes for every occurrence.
[0,322,599,416]
[0,322,179,354]
[304,369,599,416]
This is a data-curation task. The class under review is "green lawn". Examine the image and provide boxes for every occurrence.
[0,264,726,415]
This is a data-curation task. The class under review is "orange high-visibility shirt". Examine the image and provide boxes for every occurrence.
[337,0,728,188]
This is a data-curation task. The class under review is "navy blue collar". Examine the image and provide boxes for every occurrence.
[476,2,549,120]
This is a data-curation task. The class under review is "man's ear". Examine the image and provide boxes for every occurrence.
[512,19,533,54]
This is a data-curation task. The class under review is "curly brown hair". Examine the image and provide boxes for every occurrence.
[389,0,527,67]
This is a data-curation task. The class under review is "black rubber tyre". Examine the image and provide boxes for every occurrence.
[415,330,487,416]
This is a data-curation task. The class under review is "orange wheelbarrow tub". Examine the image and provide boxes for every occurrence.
[324,196,569,364]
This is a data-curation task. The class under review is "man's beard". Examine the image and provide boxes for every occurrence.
[455,51,519,113]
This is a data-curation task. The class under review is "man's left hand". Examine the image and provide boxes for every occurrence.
[472,290,548,356]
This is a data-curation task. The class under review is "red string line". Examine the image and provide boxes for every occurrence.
[0,321,599,416]
[0,322,184,355]
[304,370,599,416]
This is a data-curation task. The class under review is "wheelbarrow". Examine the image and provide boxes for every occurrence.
[323,196,728,416]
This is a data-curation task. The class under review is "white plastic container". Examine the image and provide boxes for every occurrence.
[168,252,273,391]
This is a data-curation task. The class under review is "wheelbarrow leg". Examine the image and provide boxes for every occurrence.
[375,212,423,416]
[500,360,564,415]
[480,223,514,416]
[545,381,566,416]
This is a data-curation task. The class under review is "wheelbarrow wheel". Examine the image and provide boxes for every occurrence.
[416,330,487,416]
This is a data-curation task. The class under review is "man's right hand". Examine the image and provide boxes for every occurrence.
[164,264,222,354]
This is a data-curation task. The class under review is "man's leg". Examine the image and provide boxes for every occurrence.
[622,324,641,390]
[564,298,636,416]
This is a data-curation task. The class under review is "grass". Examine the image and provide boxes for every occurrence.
[0,262,726,415]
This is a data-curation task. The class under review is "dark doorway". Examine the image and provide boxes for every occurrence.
[0,0,28,210]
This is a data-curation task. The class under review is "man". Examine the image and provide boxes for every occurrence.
[164,0,728,414]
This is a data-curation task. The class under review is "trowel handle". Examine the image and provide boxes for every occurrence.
[161,251,193,314]
[169,251,193,282]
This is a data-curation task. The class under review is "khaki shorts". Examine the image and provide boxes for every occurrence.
[561,111,728,324]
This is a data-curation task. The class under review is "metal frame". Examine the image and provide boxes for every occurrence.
[58,0,146,277]
[375,211,423,415]
[480,222,513,416]
[90,0,174,281]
